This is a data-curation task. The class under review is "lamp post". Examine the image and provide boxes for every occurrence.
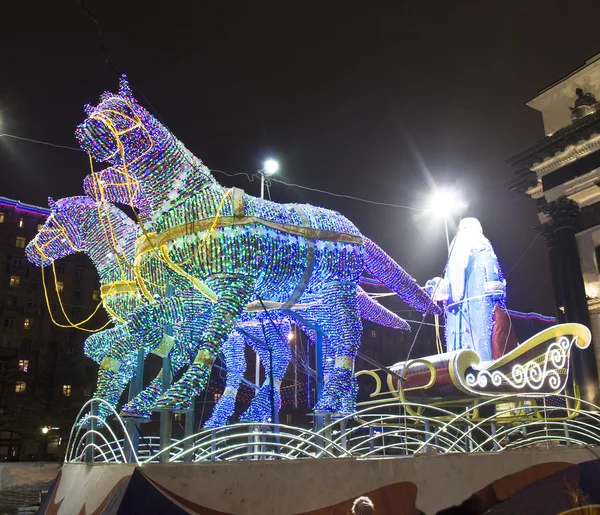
[259,158,279,199]
[426,188,466,254]
[255,159,279,390]
[41,426,50,461]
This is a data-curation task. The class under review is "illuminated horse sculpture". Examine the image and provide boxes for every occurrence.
[24,196,283,423]
[76,76,440,413]
[27,196,410,425]
[25,196,190,420]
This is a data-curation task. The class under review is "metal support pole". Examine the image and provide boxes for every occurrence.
[444,218,450,254]
[424,420,431,454]
[125,348,145,463]
[314,330,324,435]
[323,413,332,454]
[369,426,374,454]
[183,408,195,460]
[159,356,172,463]
[339,419,348,452]
[564,421,570,446]
[490,421,499,451]
[543,396,550,449]
[85,402,97,463]
[254,173,265,391]
[159,282,174,463]
[211,429,216,461]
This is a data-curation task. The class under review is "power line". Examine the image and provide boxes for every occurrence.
[211,168,424,211]
[505,232,541,279]
[0,134,83,152]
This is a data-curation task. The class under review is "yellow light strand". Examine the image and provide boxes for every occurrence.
[38,255,110,332]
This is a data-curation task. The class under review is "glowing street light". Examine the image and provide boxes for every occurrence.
[263,158,279,176]
[41,426,49,435]
[426,188,467,253]
[427,188,466,218]
[287,331,294,341]
[259,158,279,200]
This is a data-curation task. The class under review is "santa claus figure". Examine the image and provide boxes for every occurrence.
[426,218,513,362]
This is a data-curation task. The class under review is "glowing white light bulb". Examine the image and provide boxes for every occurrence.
[263,159,279,176]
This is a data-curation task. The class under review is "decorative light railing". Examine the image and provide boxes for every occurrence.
[65,394,600,464]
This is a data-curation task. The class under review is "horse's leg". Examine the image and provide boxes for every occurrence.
[80,327,140,423]
[204,331,246,428]
[241,317,292,423]
[153,276,255,410]
[90,350,139,423]
[121,297,211,418]
[313,282,362,413]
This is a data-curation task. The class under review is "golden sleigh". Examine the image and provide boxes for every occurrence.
[356,323,592,422]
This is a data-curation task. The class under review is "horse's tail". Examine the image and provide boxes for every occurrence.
[357,287,411,330]
[363,237,441,315]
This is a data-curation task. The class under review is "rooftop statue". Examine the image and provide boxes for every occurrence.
[570,88,598,120]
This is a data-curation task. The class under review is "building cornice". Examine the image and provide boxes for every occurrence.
[0,196,50,217]
[507,111,600,169]
[530,133,600,177]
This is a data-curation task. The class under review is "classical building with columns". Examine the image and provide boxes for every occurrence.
[507,52,600,406]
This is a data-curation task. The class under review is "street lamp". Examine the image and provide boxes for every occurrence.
[259,158,279,200]
[255,158,279,390]
[426,188,466,253]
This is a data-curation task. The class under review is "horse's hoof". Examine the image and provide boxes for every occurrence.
[314,368,358,414]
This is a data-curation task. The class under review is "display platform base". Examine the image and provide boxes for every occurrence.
[40,447,600,514]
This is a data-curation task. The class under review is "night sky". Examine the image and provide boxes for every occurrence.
[1,1,599,317]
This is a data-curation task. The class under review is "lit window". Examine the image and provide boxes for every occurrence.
[56,281,64,293]
[15,381,26,393]
[23,318,32,330]
[285,413,292,425]
[18,217,24,228]
[62,384,71,397]
[174,413,183,422]
[18,359,29,373]
[3,318,14,328]
[214,392,222,401]
[56,264,65,275]
[370,329,377,339]
[37,223,43,231]
[0,212,4,223]
[92,289,101,301]
[15,236,26,248]
[9,275,20,287]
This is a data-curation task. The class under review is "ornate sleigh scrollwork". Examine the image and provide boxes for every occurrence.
[357,323,592,407]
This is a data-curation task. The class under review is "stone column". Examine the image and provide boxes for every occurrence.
[545,197,599,406]
[536,223,566,323]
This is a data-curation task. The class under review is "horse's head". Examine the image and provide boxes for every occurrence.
[26,197,88,267]
[83,165,143,208]
[76,76,161,169]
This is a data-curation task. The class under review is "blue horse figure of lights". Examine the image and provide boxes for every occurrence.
[76,76,440,413]
[27,195,411,425]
